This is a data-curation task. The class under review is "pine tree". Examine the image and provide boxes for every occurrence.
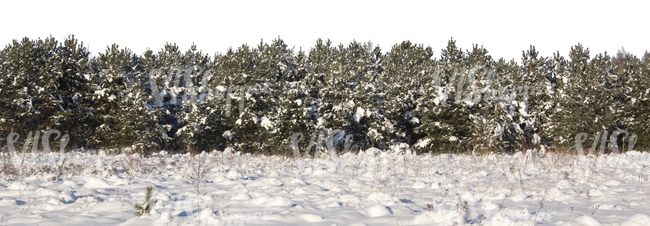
[245,38,300,154]
[382,41,435,151]
[515,45,552,149]
[548,44,613,151]
[167,43,215,152]
[146,43,184,149]
[638,51,650,150]
[298,39,342,155]
[141,43,211,150]
[462,44,501,153]
[610,49,647,150]
[540,51,567,147]
[0,37,66,149]
[414,38,474,153]
[488,59,523,152]
[174,60,229,152]
[204,44,265,153]
[342,41,384,150]
[303,41,353,154]
[50,35,93,148]
[266,43,312,155]
[87,44,164,153]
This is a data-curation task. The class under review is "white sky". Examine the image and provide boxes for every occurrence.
[1,0,648,62]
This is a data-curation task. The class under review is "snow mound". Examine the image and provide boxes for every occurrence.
[83,177,112,189]
[230,192,252,201]
[620,214,650,226]
[263,196,293,207]
[248,177,283,187]
[296,213,325,222]
[360,204,392,218]
[413,209,464,225]
[367,192,395,206]
[560,215,602,226]
[7,181,28,190]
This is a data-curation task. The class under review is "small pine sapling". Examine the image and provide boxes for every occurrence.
[133,186,155,217]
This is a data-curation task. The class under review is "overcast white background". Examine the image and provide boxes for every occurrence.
[1,0,647,61]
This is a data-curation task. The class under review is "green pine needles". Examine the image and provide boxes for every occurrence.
[1,36,648,155]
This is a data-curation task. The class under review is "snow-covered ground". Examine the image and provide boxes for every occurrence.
[1,149,650,226]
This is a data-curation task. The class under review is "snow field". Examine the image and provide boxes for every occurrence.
[0,150,649,225]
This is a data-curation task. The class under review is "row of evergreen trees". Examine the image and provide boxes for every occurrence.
[1,35,648,155]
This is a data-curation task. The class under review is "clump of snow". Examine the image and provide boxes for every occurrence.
[260,116,273,129]
[360,204,392,218]
[414,138,431,148]
[388,142,412,155]
[353,107,365,123]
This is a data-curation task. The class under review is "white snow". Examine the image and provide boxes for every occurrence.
[414,138,431,148]
[222,130,233,140]
[353,107,365,123]
[0,150,649,225]
[260,116,273,130]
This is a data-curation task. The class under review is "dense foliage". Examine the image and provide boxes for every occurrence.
[1,35,648,155]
